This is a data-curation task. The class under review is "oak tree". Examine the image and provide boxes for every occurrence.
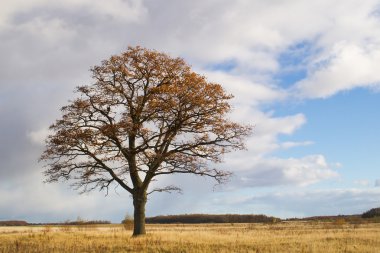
[40,46,251,236]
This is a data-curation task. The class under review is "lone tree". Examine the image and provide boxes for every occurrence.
[41,46,251,236]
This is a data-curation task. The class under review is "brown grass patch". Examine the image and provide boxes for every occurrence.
[0,222,379,252]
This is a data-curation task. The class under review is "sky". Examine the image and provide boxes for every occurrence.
[1,0,380,223]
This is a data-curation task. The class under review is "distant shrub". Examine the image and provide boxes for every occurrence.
[333,218,346,226]
[362,207,380,218]
[122,213,134,230]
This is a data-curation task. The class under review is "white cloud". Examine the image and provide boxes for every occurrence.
[0,0,43,28]
[280,141,313,149]
[165,186,380,219]
[254,111,306,136]
[0,0,146,28]
[16,16,76,44]
[3,0,380,96]
[0,171,131,222]
[354,179,370,187]
[294,42,380,98]
[241,111,307,155]
[0,0,147,90]
[142,0,380,99]
[27,128,50,146]
[232,155,338,187]
[258,188,380,217]
[80,0,147,23]
[213,108,308,164]
[204,71,286,106]
[375,179,380,187]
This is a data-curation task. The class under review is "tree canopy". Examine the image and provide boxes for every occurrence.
[41,46,251,235]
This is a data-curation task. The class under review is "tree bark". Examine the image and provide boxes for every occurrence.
[132,190,147,236]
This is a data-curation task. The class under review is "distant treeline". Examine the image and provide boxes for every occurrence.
[0,220,29,226]
[32,220,111,226]
[362,208,380,218]
[0,220,111,226]
[287,208,380,222]
[63,220,111,225]
[3,207,380,226]
[146,214,278,224]
[286,215,361,222]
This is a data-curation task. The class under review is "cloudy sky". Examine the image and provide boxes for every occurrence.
[1,0,380,223]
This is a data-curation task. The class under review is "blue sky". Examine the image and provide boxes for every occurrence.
[1,0,380,223]
[274,88,380,183]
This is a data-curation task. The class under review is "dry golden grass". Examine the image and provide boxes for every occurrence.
[1,222,380,252]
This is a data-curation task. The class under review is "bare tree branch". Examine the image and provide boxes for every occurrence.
[147,185,183,195]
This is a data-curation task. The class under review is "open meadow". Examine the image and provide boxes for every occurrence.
[1,222,380,253]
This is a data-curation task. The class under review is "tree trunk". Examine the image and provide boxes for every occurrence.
[132,190,147,236]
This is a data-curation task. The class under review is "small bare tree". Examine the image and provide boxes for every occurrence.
[40,46,252,236]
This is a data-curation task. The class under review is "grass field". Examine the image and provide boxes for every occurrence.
[1,222,380,252]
